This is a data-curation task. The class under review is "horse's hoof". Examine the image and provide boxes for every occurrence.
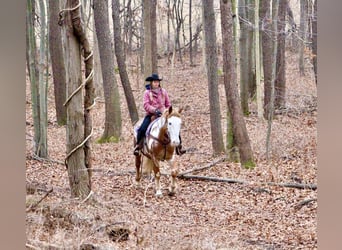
[134,181,141,188]
[168,187,176,196]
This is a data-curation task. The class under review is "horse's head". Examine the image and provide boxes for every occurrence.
[164,106,182,147]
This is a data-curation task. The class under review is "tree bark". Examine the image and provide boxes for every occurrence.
[26,0,41,156]
[112,0,139,125]
[260,0,273,119]
[61,0,92,198]
[49,0,67,125]
[94,0,122,142]
[238,0,250,115]
[275,0,286,109]
[220,0,255,168]
[312,0,317,85]
[202,0,225,155]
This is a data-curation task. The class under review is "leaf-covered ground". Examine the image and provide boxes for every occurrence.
[26,52,317,249]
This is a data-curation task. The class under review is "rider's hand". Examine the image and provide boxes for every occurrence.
[155,109,162,117]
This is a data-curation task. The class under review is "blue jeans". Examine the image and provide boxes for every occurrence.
[137,115,152,144]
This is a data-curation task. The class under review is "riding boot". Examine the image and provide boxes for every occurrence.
[176,144,186,155]
[176,135,186,156]
[133,139,143,156]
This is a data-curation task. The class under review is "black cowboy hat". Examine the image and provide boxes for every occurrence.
[145,73,163,82]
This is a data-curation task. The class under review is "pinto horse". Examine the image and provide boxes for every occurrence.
[133,106,183,197]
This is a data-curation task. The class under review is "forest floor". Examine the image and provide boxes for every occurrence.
[26,51,317,249]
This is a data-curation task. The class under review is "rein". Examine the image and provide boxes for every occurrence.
[147,133,170,160]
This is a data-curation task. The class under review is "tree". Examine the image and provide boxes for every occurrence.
[238,0,250,115]
[142,0,157,77]
[220,0,255,168]
[202,0,225,155]
[26,0,40,156]
[49,0,67,125]
[311,0,317,85]
[260,0,273,119]
[26,0,48,158]
[275,0,286,109]
[299,0,308,76]
[112,0,139,124]
[60,0,93,198]
[94,0,122,142]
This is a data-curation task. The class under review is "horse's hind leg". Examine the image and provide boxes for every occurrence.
[135,155,142,187]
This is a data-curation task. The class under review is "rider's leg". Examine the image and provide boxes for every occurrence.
[134,115,151,155]
[176,134,186,155]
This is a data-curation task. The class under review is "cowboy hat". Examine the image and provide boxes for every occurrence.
[145,73,163,82]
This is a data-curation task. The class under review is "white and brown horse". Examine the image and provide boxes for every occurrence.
[134,106,183,196]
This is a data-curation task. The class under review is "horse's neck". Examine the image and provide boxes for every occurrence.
[150,117,166,138]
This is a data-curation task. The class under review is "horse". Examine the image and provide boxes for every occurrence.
[133,106,183,197]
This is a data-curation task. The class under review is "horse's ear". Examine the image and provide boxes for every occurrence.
[178,107,183,114]
[169,106,173,114]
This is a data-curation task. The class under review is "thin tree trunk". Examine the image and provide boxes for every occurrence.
[94,0,122,142]
[189,0,194,66]
[26,0,41,156]
[238,0,250,115]
[49,0,67,125]
[312,0,317,85]
[299,0,308,76]
[254,0,263,119]
[275,0,286,109]
[266,0,279,159]
[38,0,48,158]
[261,0,273,119]
[220,0,255,168]
[202,0,225,155]
[143,0,152,77]
[112,0,139,124]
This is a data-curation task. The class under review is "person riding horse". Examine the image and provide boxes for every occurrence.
[133,73,186,156]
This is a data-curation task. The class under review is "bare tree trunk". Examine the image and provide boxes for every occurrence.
[112,0,139,124]
[299,0,308,76]
[37,0,48,158]
[94,0,122,142]
[151,0,158,73]
[202,0,225,155]
[143,0,152,77]
[49,0,67,125]
[238,0,250,115]
[26,0,41,156]
[60,0,92,198]
[311,0,317,85]
[220,0,255,168]
[266,0,279,159]
[275,0,286,109]
[261,0,273,119]
[254,0,263,119]
[189,0,194,66]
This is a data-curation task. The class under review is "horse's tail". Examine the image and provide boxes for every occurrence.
[142,156,153,175]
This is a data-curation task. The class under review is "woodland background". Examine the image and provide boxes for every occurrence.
[26,0,317,249]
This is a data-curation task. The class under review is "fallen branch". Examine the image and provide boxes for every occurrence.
[178,156,226,176]
[178,175,246,184]
[294,198,317,210]
[26,187,53,212]
[267,182,317,190]
[179,174,317,190]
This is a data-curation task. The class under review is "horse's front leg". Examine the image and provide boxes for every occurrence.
[151,157,162,197]
[135,154,142,187]
[168,159,178,196]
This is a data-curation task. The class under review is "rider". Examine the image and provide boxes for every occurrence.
[133,73,186,156]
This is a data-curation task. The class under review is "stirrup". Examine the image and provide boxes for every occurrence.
[133,145,140,156]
